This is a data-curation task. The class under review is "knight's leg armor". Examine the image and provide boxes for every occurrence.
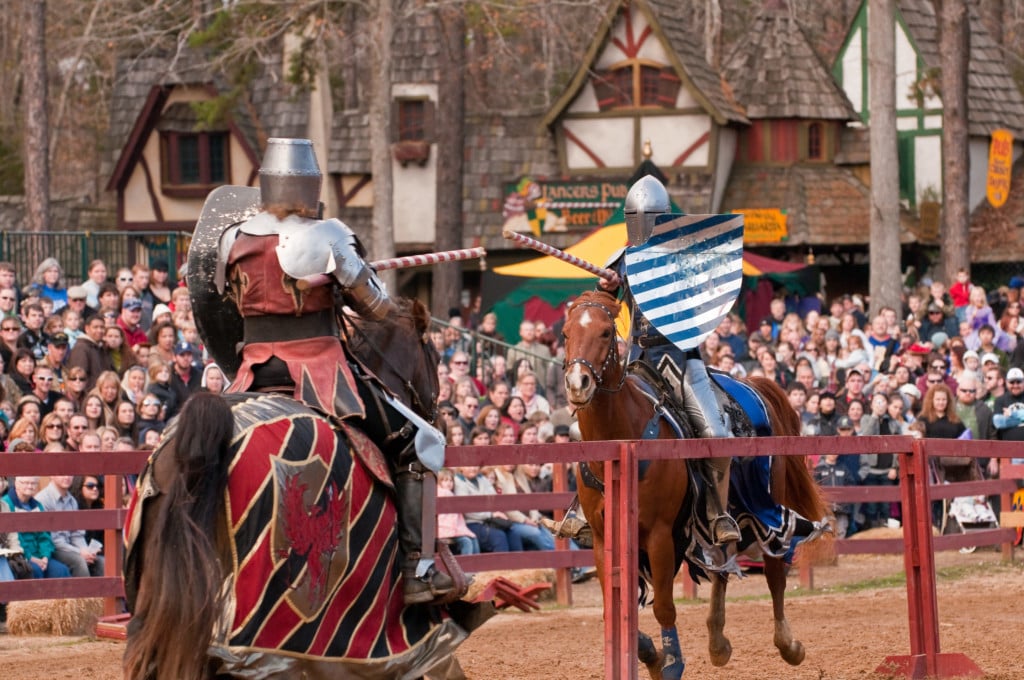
[680,350,740,545]
[394,459,456,605]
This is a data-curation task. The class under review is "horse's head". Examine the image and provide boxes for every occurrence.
[346,298,440,423]
[562,291,622,408]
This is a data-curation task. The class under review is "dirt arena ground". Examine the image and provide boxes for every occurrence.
[1,550,1020,679]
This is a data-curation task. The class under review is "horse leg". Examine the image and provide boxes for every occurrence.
[647,528,684,680]
[764,555,805,665]
[706,573,732,666]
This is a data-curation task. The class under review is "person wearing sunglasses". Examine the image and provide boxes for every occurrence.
[71,475,105,547]
[993,368,1024,461]
[29,365,66,418]
[0,286,18,322]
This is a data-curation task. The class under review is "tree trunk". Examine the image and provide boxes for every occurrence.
[22,0,49,234]
[938,0,971,280]
[431,7,466,319]
[368,0,396,292]
[868,0,901,314]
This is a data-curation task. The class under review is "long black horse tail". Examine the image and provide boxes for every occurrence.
[124,392,235,680]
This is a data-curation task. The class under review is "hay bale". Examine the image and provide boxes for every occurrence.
[464,568,555,602]
[6,598,103,636]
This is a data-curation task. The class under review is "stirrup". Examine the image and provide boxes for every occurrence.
[712,514,740,545]
[403,564,457,605]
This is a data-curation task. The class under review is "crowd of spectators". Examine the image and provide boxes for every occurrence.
[433,271,1024,547]
[1,256,229,588]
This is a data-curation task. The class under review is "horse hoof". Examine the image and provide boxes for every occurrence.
[708,639,732,667]
[779,641,805,666]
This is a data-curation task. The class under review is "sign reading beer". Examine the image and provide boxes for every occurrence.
[502,177,627,235]
[735,208,788,243]
[987,129,1013,208]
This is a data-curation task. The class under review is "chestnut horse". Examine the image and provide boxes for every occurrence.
[123,299,479,680]
[562,291,829,680]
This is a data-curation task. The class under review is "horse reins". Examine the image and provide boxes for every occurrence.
[564,301,626,393]
[340,311,438,425]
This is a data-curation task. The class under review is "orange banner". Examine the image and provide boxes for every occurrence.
[986,129,1013,208]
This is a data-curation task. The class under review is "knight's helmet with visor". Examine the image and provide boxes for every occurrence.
[624,175,671,247]
[259,137,322,218]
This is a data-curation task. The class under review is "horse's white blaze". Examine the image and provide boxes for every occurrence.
[579,309,593,327]
[565,362,585,391]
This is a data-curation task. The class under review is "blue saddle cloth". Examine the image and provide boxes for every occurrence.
[710,371,772,437]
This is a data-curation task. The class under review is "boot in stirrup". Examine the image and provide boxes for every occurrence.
[403,553,456,605]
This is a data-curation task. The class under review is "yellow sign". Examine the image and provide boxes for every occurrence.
[987,129,1013,208]
[736,208,788,243]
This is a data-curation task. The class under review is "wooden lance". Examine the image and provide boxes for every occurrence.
[502,229,619,286]
[296,246,487,290]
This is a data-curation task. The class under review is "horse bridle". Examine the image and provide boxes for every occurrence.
[564,301,624,392]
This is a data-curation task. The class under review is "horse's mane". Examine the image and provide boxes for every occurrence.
[124,392,235,680]
[572,289,622,317]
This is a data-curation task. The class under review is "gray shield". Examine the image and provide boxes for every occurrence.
[187,185,261,379]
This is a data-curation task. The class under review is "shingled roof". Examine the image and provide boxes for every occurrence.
[722,0,857,120]
[721,163,918,246]
[105,47,310,188]
[543,0,746,129]
[898,0,1024,137]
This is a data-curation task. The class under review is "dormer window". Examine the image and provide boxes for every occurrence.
[592,64,680,112]
[157,103,230,198]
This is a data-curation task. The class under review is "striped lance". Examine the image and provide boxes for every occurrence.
[296,246,487,290]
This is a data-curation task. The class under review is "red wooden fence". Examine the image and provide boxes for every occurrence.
[1,437,1020,680]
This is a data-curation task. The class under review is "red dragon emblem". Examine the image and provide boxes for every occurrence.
[271,457,351,618]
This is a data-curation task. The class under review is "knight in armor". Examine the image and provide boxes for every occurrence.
[213,138,454,605]
[556,175,741,546]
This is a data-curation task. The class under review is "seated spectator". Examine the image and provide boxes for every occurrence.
[814,454,855,538]
[200,363,230,394]
[6,418,39,450]
[491,463,554,551]
[104,324,139,374]
[9,348,36,396]
[38,412,65,450]
[120,365,148,406]
[136,395,165,445]
[148,321,177,364]
[1,502,32,582]
[145,361,178,420]
[15,395,42,426]
[81,393,107,430]
[23,258,68,312]
[1,477,71,578]
[436,468,479,556]
[35,475,104,577]
[63,366,89,410]
[113,400,138,442]
[475,404,502,439]
[453,466,515,553]
[500,395,527,438]
[96,426,119,452]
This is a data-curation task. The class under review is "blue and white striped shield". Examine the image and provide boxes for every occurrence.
[623,212,744,352]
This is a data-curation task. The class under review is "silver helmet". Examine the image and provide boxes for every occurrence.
[624,175,670,246]
[259,138,322,217]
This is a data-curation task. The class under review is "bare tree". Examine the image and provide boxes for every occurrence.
[368,0,396,292]
[868,0,901,313]
[22,0,49,232]
[431,6,466,318]
[937,0,971,279]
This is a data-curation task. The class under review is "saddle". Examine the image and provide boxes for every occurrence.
[627,360,768,440]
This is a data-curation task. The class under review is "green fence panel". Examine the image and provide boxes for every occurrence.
[0,231,192,288]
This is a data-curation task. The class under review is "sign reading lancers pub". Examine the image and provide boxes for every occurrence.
[502,178,628,235]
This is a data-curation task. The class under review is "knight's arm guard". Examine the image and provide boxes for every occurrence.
[275,217,396,320]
